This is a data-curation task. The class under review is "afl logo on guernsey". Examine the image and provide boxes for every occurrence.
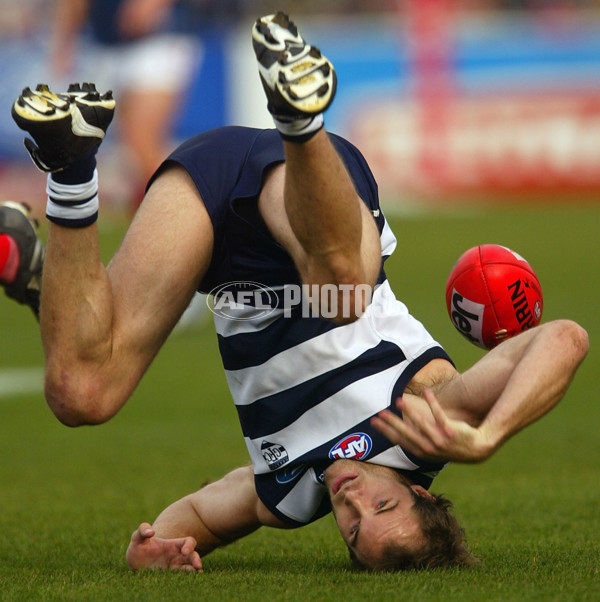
[209,281,278,321]
[329,433,373,461]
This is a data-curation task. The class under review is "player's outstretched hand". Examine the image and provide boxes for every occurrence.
[126,522,203,572]
[371,388,494,464]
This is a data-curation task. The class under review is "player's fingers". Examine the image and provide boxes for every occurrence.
[371,410,437,457]
[178,536,203,570]
[422,387,454,436]
[171,563,201,573]
[375,407,422,441]
[168,555,202,572]
[168,546,203,572]
[180,536,199,557]
[395,397,450,452]
[130,522,155,544]
[189,551,203,571]
[370,411,404,443]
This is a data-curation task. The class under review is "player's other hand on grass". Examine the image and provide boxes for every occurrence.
[126,522,203,572]
[371,388,494,464]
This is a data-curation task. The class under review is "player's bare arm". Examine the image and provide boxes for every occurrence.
[43,165,213,426]
[460,318,588,451]
[372,319,588,463]
[126,466,289,571]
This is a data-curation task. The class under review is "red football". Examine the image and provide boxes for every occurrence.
[445,244,543,349]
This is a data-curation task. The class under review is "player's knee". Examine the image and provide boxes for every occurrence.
[306,253,375,320]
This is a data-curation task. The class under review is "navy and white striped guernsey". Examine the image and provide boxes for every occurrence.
[155,126,453,527]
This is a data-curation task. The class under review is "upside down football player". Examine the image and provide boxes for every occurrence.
[0,13,588,571]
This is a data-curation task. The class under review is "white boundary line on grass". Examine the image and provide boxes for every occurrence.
[0,367,44,398]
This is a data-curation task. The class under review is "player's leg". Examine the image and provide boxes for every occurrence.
[253,13,381,322]
[10,83,117,423]
[10,83,212,426]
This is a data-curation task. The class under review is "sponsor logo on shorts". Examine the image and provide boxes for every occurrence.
[329,433,373,461]
[275,464,306,484]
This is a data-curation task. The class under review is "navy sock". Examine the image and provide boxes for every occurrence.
[52,149,98,185]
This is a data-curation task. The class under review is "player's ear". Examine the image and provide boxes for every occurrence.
[410,485,435,500]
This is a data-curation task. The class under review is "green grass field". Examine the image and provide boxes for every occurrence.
[0,203,598,601]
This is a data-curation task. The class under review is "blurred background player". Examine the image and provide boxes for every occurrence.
[49,0,200,211]
[50,0,215,326]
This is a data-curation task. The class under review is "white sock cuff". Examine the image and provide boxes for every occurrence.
[47,169,99,203]
[273,114,324,141]
[46,170,99,228]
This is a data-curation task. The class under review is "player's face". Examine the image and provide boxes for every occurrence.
[324,460,433,569]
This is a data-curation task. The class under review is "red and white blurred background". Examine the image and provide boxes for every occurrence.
[1,0,599,209]
[345,0,600,203]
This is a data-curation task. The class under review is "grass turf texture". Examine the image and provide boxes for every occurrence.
[0,203,598,601]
